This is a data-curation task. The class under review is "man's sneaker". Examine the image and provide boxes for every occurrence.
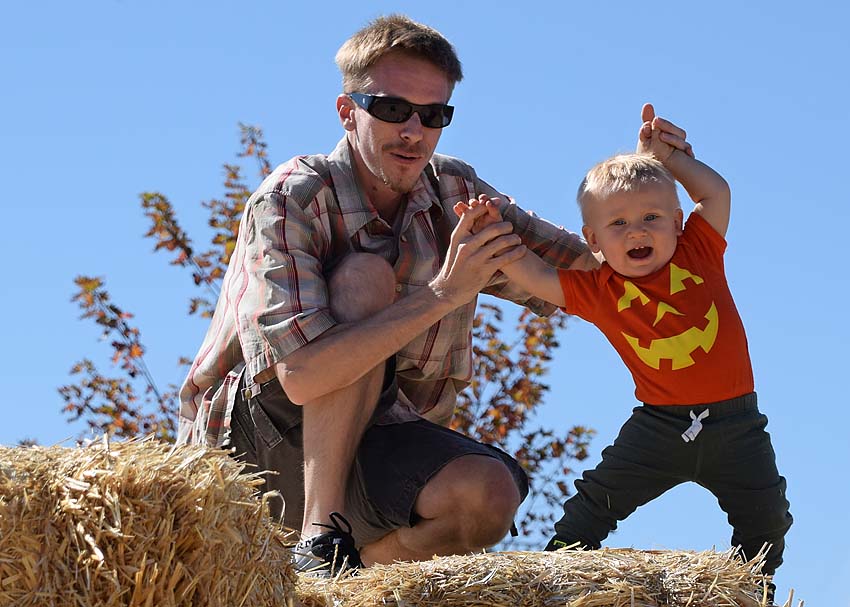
[291,511,363,577]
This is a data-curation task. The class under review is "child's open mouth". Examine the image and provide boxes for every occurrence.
[627,246,653,259]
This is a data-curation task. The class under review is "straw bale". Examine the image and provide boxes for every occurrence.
[297,547,786,607]
[0,437,296,607]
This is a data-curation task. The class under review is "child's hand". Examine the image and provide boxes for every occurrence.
[637,103,695,162]
[453,194,503,234]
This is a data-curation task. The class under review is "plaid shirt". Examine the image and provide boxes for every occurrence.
[178,138,587,447]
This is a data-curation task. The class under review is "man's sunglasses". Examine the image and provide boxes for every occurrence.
[348,93,454,129]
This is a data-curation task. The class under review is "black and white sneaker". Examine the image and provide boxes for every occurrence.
[291,511,363,577]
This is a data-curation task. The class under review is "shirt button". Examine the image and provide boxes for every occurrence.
[395,284,403,293]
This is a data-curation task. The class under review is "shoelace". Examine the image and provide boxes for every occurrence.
[313,511,354,536]
[297,511,361,575]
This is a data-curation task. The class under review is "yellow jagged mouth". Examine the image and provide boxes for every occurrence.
[621,302,719,370]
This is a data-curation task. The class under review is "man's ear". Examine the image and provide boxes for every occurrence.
[582,224,601,253]
[337,94,356,131]
[674,207,684,235]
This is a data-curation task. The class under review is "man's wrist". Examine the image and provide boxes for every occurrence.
[427,275,465,312]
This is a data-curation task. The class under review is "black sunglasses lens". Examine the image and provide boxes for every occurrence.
[418,106,444,128]
[370,98,412,123]
[432,105,453,128]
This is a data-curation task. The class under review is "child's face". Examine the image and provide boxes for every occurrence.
[581,182,684,278]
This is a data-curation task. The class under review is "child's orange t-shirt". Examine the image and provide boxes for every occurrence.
[557,213,753,405]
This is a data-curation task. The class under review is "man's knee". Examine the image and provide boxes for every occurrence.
[328,253,396,323]
[452,456,522,547]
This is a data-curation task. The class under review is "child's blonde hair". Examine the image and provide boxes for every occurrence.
[335,14,463,94]
[577,154,678,220]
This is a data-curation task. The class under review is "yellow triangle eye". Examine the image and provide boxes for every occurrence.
[670,263,703,294]
[617,281,649,312]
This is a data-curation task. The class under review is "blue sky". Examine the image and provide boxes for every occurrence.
[2,1,849,604]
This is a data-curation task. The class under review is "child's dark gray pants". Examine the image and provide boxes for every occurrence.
[552,392,792,575]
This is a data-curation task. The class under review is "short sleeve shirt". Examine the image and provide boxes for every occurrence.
[178,138,587,446]
[557,213,754,405]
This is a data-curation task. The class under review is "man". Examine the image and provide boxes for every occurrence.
[178,14,690,574]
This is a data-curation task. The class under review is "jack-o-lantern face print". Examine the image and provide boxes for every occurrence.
[617,263,718,370]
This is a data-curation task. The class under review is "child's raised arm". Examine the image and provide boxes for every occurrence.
[639,103,732,237]
[453,197,567,307]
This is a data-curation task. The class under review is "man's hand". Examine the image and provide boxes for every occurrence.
[637,103,695,161]
[452,194,502,234]
[431,202,525,307]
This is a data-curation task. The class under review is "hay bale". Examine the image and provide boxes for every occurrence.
[297,548,784,607]
[0,437,296,606]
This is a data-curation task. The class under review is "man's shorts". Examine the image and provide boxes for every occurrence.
[226,364,529,547]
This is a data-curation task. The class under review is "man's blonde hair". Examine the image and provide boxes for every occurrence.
[335,14,463,94]
[577,154,678,219]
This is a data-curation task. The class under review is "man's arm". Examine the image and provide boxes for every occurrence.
[567,249,602,271]
[277,204,526,405]
[638,103,731,237]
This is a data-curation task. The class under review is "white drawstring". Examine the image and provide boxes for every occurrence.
[681,409,709,443]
